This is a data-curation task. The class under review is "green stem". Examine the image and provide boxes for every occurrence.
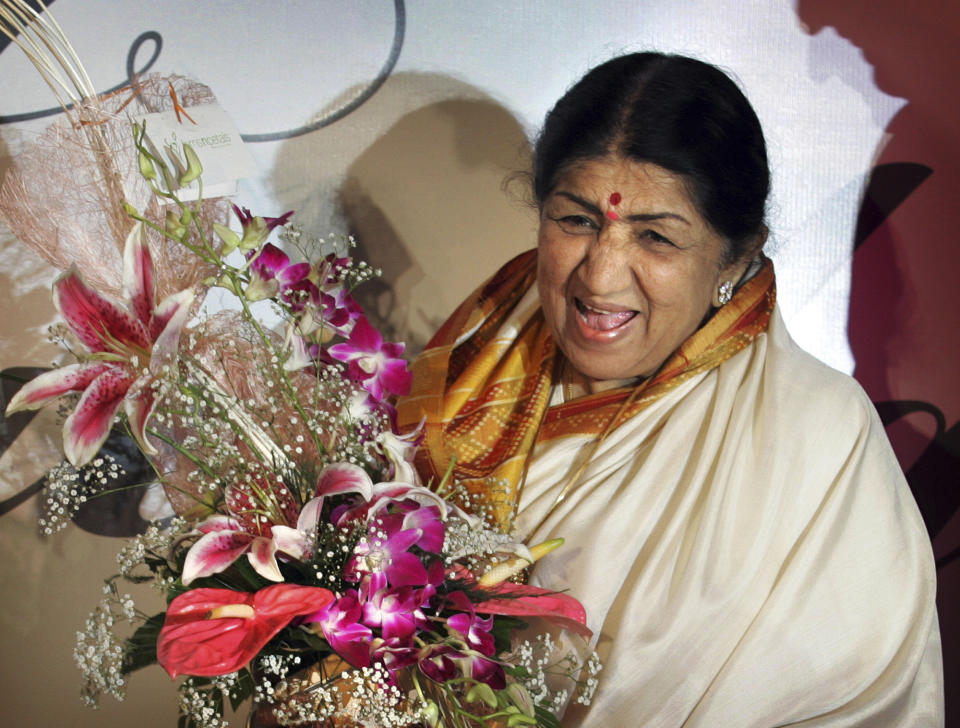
[231,282,327,460]
[144,428,221,511]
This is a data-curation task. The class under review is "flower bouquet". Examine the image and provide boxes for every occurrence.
[0,3,600,726]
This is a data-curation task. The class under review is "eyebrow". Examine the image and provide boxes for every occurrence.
[554,191,691,225]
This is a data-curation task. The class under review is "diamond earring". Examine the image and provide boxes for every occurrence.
[717,281,733,306]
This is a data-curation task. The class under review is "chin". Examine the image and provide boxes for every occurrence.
[565,349,648,383]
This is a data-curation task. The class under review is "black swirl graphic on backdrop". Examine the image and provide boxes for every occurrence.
[0,0,405,140]
[0,30,161,124]
[0,0,56,55]
[242,0,406,142]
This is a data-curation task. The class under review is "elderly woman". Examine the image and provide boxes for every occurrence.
[397,53,942,725]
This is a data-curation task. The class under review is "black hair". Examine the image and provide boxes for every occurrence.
[533,52,769,263]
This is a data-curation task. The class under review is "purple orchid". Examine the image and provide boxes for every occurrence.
[311,254,363,335]
[399,504,445,554]
[370,636,420,679]
[245,243,312,303]
[418,644,461,684]
[453,650,506,690]
[415,612,505,690]
[328,317,412,401]
[5,223,194,466]
[345,497,447,587]
[294,290,362,352]
[359,570,437,642]
[446,612,497,657]
[303,590,373,668]
[440,610,506,689]
[347,514,431,587]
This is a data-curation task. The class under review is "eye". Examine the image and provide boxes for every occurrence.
[637,229,675,247]
[551,214,598,235]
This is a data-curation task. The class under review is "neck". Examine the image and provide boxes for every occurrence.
[559,358,641,400]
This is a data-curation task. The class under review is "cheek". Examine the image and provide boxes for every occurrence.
[537,237,576,299]
[537,242,578,333]
[636,259,719,323]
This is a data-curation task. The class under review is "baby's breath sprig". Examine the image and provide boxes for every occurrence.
[39,454,124,535]
[73,580,141,707]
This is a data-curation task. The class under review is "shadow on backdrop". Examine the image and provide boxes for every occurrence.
[798,1,960,720]
[269,72,536,358]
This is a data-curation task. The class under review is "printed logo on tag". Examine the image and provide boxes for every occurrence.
[137,103,257,200]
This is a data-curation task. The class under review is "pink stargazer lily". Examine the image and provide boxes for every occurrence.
[182,463,375,585]
[4,223,194,467]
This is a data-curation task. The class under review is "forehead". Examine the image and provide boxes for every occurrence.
[552,157,699,212]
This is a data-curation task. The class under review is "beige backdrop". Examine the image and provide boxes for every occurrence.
[0,1,941,725]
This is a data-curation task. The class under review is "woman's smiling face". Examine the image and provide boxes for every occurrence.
[537,157,748,383]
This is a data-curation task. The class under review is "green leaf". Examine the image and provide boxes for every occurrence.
[233,555,272,590]
[229,668,256,713]
[504,664,532,680]
[122,613,165,675]
[490,615,528,654]
[534,704,562,728]
[298,630,334,653]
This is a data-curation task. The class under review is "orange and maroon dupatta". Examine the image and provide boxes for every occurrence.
[397,251,775,530]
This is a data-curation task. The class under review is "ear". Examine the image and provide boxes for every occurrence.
[713,227,768,307]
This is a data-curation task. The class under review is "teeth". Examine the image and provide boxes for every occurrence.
[574,298,637,331]
[575,299,628,315]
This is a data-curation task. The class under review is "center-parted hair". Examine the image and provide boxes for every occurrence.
[534,52,770,263]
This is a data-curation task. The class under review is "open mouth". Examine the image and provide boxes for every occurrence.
[574,298,638,331]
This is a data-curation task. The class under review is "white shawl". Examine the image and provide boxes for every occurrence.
[514,308,943,727]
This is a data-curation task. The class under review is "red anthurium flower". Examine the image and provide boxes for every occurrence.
[4,223,194,466]
[157,584,334,678]
[474,583,592,639]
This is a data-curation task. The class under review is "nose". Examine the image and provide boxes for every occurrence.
[578,228,632,295]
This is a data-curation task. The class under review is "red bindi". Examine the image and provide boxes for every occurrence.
[606,192,622,220]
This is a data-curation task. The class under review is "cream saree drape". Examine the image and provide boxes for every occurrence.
[398,252,942,726]
[515,306,942,726]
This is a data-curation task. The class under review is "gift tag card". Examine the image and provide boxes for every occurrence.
[137,103,257,201]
